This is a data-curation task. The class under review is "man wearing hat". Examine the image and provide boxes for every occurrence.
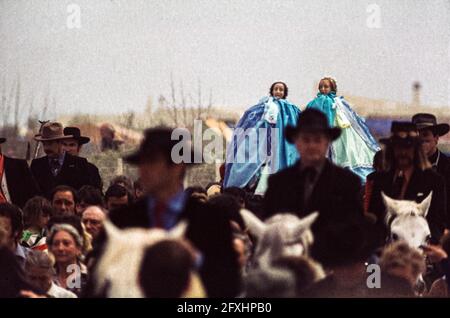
[62,127,102,190]
[0,138,39,208]
[263,108,364,236]
[412,113,450,230]
[108,127,201,229]
[368,121,447,244]
[30,122,97,198]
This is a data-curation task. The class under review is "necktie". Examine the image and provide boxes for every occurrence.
[392,171,405,199]
[50,158,61,176]
[303,167,317,208]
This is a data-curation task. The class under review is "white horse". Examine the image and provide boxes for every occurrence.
[240,209,324,297]
[381,191,434,293]
[382,191,432,249]
[91,220,192,298]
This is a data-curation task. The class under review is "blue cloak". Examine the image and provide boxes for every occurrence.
[224,96,301,190]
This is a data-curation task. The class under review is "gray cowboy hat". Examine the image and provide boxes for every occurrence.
[34,122,73,142]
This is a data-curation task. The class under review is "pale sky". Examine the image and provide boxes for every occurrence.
[1,0,449,122]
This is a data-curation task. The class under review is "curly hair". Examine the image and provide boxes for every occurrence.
[269,82,288,99]
[379,241,426,281]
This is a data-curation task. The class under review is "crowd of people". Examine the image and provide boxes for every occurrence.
[1,80,450,298]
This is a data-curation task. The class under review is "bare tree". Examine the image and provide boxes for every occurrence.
[13,76,21,135]
[157,74,214,129]
[197,78,202,119]
[169,72,178,126]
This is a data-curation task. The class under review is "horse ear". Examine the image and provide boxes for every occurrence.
[296,211,319,231]
[102,220,120,241]
[169,221,188,238]
[417,191,433,217]
[240,208,266,239]
[382,192,398,216]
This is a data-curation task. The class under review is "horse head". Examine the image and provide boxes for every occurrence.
[240,209,318,263]
[382,191,432,249]
[92,220,188,298]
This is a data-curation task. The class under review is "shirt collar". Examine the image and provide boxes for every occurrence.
[429,150,440,167]
[15,244,28,260]
[299,159,326,175]
[48,151,66,165]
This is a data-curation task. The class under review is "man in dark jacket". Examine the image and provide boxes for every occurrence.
[412,113,450,231]
[263,109,364,236]
[108,127,200,229]
[0,138,39,208]
[62,126,103,191]
[368,122,447,244]
[30,122,96,198]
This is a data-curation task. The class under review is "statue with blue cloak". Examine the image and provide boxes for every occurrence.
[306,77,380,182]
[223,82,301,194]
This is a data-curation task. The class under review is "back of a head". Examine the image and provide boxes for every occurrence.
[0,203,23,238]
[222,187,246,207]
[185,200,241,297]
[105,184,130,202]
[25,249,53,271]
[207,194,245,231]
[77,185,105,207]
[379,241,426,280]
[139,240,194,298]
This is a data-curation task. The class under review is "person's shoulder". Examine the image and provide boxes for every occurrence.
[3,156,29,168]
[422,168,445,182]
[439,151,450,166]
[327,161,361,184]
[87,161,99,169]
[65,153,86,163]
[30,156,47,166]
[268,163,299,183]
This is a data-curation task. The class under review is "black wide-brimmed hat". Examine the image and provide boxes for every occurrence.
[124,127,201,165]
[63,127,91,145]
[380,121,420,147]
[412,113,450,137]
[0,137,5,144]
[285,108,341,143]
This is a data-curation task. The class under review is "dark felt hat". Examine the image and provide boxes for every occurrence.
[380,121,420,147]
[285,108,341,143]
[124,127,201,165]
[63,127,90,145]
[412,113,449,137]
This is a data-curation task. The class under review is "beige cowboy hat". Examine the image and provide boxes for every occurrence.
[34,122,74,142]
